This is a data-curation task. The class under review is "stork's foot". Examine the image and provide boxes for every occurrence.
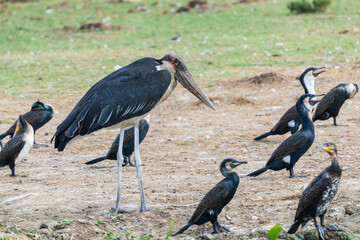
[33,143,49,148]
[316,226,327,240]
[112,207,130,214]
[10,174,28,177]
[324,225,342,231]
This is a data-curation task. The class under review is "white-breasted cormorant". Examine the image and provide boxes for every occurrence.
[0,115,34,177]
[313,83,358,126]
[0,100,53,149]
[173,158,247,236]
[248,94,321,178]
[52,52,215,213]
[85,118,149,166]
[254,67,325,141]
[288,142,342,240]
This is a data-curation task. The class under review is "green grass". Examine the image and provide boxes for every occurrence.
[1,0,360,98]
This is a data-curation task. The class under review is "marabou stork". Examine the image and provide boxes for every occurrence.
[52,52,215,213]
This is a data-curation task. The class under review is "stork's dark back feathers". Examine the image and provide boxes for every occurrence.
[53,57,171,151]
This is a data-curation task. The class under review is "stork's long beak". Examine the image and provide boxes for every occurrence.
[313,67,326,77]
[175,69,216,111]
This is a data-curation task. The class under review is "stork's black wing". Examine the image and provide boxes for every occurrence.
[189,178,231,223]
[53,57,170,151]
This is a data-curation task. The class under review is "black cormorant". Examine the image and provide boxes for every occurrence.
[0,115,34,177]
[173,158,247,236]
[313,83,358,126]
[52,52,215,213]
[85,118,149,166]
[0,101,53,149]
[248,94,320,178]
[288,142,342,240]
[254,67,325,141]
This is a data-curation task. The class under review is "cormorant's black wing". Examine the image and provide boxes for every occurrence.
[294,171,331,220]
[271,105,300,132]
[267,131,308,165]
[0,136,26,166]
[189,179,231,223]
[313,87,339,120]
[53,58,170,151]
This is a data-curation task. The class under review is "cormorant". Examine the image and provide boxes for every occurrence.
[313,83,358,126]
[248,94,321,178]
[254,67,325,141]
[52,52,215,213]
[0,115,34,177]
[288,142,342,240]
[0,100,53,149]
[85,117,149,166]
[173,158,247,236]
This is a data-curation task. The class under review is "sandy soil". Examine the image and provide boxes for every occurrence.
[0,65,359,240]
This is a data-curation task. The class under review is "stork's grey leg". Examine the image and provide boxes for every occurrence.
[113,128,127,213]
[134,123,148,212]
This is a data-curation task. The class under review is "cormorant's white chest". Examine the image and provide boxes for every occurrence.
[15,129,34,165]
[316,177,340,216]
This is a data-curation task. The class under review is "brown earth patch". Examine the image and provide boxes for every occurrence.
[62,22,122,32]
[176,0,208,13]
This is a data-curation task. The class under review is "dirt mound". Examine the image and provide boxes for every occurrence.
[337,29,360,35]
[62,22,122,32]
[241,72,286,85]
[176,0,208,13]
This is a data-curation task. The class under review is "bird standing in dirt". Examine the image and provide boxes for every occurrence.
[0,115,34,177]
[85,117,149,166]
[0,100,53,149]
[313,83,358,126]
[288,142,343,240]
[254,67,325,141]
[248,94,321,178]
[173,158,247,236]
[52,52,215,213]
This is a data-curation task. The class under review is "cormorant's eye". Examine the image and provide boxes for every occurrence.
[174,59,179,65]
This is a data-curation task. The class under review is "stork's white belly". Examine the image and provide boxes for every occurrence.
[15,130,34,165]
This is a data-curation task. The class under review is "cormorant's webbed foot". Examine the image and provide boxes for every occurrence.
[128,157,144,167]
[324,225,342,231]
[316,226,327,240]
[289,168,308,178]
[10,174,28,177]
[212,221,230,233]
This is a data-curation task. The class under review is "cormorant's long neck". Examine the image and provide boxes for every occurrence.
[301,76,316,95]
[297,103,314,131]
[220,167,231,178]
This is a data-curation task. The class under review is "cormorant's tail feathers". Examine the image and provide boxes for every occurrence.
[287,220,301,234]
[253,132,271,141]
[85,156,107,165]
[247,166,269,177]
[173,223,192,236]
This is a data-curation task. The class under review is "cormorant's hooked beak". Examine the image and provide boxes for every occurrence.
[231,160,248,168]
[313,67,326,77]
[175,67,216,111]
[316,144,331,152]
[308,94,324,107]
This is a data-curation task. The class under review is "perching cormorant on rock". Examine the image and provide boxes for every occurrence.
[248,94,321,178]
[173,158,247,236]
[85,118,149,166]
[0,101,53,149]
[288,142,342,240]
[0,115,34,177]
[254,67,325,141]
[313,83,358,126]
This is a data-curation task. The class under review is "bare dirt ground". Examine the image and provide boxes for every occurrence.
[0,65,360,240]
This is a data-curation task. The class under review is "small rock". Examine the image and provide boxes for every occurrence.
[39,223,48,229]
[345,203,357,215]
[200,233,214,240]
